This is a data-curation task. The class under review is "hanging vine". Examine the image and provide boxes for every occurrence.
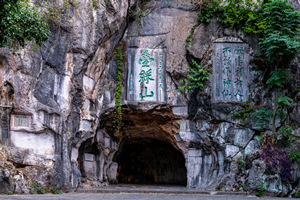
[113,42,125,135]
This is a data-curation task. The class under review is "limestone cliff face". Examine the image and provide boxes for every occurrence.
[0,0,299,196]
[0,0,128,192]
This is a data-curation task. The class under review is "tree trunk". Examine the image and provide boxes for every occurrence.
[272,89,277,144]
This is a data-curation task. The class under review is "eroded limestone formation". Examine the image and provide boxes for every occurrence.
[0,0,299,197]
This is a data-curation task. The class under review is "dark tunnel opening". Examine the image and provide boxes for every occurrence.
[113,138,187,186]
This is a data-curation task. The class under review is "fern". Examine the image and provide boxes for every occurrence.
[266,69,290,88]
[277,94,293,109]
[262,0,300,37]
[259,34,300,65]
[251,107,273,130]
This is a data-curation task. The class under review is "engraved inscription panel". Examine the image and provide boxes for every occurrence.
[14,115,30,128]
[212,43,249,102]
[127,48,167,102]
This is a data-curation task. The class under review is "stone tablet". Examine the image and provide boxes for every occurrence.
[13,115,30,128]
[127,48,167,102]
[212,43,249,102]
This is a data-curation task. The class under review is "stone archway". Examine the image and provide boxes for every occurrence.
[114,138,187,185]
[100,105,188,186]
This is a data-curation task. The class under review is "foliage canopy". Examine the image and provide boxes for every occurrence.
[0,0,50,50]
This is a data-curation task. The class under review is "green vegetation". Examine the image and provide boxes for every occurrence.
[6,191,13,195]
[129,8,150,24]
[185,26,196,50]
[52,188,62,194]
[177,59,211,93]
[236,157,245,172]
[113,42,125,135]
[215,184,222,190]
[295,187,300,198]
[254,0,299,181]
[0,0,50,51]
[256,0,300,142]
[129,0,151,24]
[198,0,265,35]
[251,107,273,130]
[256,182,265,197]
[29,182,46,194]
[289,150,300,162]
[38,0,79,27]
[278,126,294,147]
[91,0,98,9]
[231,102,255,123]
[197,4,215,24]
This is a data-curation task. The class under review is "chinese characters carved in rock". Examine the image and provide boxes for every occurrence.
[213,43,249,103]
[127,48,167,103]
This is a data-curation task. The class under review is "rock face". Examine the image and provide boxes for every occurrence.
[0,0,299,196]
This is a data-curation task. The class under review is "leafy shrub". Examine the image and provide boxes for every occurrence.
[30,182,46,194]
[197,2,216,23]
[177,59,211,93]
[295,187,300,198]
[52,188,62,194]
[289,151,300,162]
[256,182,265,197]
[198,0,264,35]
[0,0,50,50]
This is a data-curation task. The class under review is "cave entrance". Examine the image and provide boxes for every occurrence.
[113,138,187,186]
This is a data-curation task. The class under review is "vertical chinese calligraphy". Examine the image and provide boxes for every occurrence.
[212,43,249,102]
[158,53,163,88]
[138,50,155,99]
[127,48,167,102]
[234,47,244,98]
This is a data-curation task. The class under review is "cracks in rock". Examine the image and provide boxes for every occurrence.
[12,162,32,168]
[152,39,166,49]
[91,64,106,96]
[128,31,171,37]
[166,70,189,101]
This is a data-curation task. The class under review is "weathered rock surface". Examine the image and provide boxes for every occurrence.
[0,0,299,196]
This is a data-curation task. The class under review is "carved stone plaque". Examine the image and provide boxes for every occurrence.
[212,42,249,102]
[13,115,30,128]
[127,48,167,102]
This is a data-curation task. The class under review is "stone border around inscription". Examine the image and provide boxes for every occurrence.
[212,39,250,103]
[11,114,31,131]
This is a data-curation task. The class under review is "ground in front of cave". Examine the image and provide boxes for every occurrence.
[0,184,290,200]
